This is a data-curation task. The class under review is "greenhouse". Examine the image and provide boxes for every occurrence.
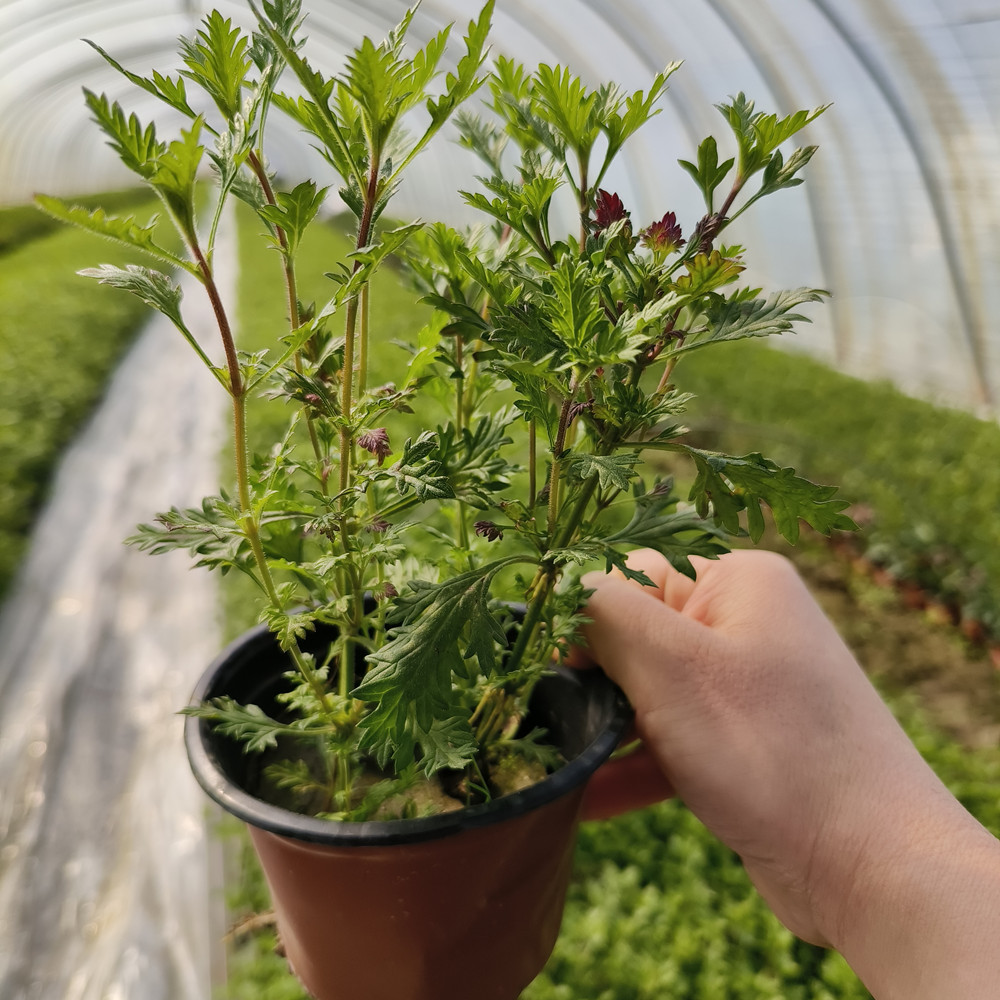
[1,2,998,999]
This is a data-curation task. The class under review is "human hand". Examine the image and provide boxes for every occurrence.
[577,548,1000,998]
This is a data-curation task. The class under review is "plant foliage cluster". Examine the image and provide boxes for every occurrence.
[39,0,851,817]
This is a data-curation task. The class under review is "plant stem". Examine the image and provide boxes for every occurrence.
[194,241,335,714]
[359,283,370,397]
[247,150,327,487]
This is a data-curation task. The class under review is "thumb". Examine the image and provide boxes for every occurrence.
[580,570,714,718]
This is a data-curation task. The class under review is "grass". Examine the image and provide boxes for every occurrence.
[0,194,161,595]
[212,204,1000,999]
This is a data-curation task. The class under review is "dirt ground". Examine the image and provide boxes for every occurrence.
[784,540,1000,750]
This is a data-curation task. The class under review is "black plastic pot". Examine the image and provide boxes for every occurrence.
[185,620,631,1000]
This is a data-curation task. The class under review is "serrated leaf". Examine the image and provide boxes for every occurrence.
[34,197,195,275]
[685,447,857,543]
[257,180,328,257]
[414,717,478,776]
[569,452,639,492]
[353,559,517,768]
[126,497,254,574]
[671,250,746,298]
[183,697,316,753]
[149,119,205,239]
[84,40,201,126]
[672,287,828,356]
[82,90,163,178]
[678,135,735,212]
[179,10,253,119]
[602,485,729,578]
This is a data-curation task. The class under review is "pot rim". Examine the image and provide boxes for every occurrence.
[185,620,632,846]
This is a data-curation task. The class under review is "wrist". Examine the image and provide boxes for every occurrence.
[812,766,1000,999]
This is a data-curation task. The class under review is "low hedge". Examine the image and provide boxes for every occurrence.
[0,199,159,594]
[678,341,1000,634]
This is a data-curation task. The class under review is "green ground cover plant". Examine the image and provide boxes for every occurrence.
[0,202,158,594]
[678,341,1000,637]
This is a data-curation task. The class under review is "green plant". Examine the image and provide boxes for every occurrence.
[39,0,852,820]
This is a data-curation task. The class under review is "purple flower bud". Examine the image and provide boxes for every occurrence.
[593,189,629,232]
[640,212,686,255]
[474,520,504,542]
[358,427,391,465]
[365,517,391,533]
[374,581,398,602]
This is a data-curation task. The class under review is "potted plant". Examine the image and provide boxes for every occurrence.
[37,1,854,997]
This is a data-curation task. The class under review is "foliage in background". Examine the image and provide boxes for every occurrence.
[678,341,1000,637]
[0,198,158,595]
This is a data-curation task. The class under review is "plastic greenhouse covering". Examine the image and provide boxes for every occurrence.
[1,1,999,997]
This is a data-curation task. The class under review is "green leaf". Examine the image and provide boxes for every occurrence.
[568,453,639,493]
[530,64,599,160]
[179,10,253,120]
[183,698,316,753]
[678,135,735,213]
[149,119,206,240]
[546,258,608,351]
[602,483,729,578]
[436,415,514,508]
[126,497,254,574]
[353,560,517,769]
[386,432,456,501]
[684,447,857,543]
[716,93,827,181]
[77,264,228,382]
[415,717,478,776]
[84,40,201,126]
[671,250,746,299]
[422,1,494,134]
[82,90,164,179]
[34,197,196,275]
[671,287,828,356]
[257,180,329,258]
[597,63,680,186]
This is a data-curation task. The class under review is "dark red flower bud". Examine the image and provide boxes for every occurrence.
[640,212,686,255]
[374,581,398,602]
[357,427,391,465]
[593,189,629,232]
[474,520,504,542]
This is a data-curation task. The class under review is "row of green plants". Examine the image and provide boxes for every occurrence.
[679,340,1000,642]
[0,198,158,594]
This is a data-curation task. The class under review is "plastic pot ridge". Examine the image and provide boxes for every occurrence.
[185,620,631,1000]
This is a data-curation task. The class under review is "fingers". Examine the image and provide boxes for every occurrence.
[579,568,714,715]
